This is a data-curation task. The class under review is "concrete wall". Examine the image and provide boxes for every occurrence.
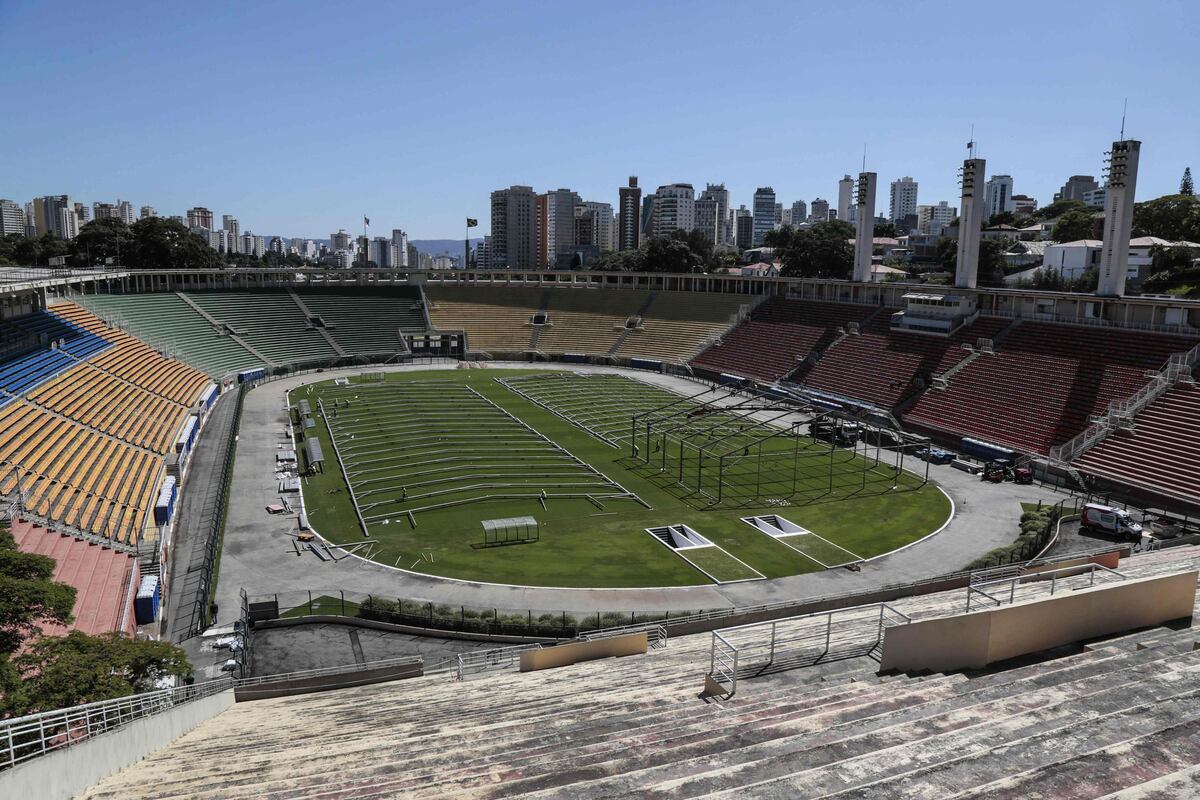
[520,632,648,672]
[880,570,1197,673]
[0,689,234,800]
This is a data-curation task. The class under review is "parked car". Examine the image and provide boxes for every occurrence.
[914,446,955,465]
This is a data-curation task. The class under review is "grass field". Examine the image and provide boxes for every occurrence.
[290,369,951,588]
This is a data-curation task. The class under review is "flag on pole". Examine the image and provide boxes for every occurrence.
[966,140,974,150]
[466,218,478,228]
[364,216,370,226]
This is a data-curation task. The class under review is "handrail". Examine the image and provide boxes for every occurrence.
[233,655,422,687]
[455,643,543,681]
[965,562,1124,611]
[0,678,232,770]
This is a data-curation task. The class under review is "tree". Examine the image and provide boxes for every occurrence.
[5,632,190,716]
[642,236,703,273]
[0,524,76,657]
[873,221,897,239]
[594,249,645,272]
[977,239,1006,287]
[125,217,223,270]
[1181,167,1194,196]
[769,220,854,279]
[1132,194,1200,242]
[1052,209,1098,243]
[72,217,135,267]
[987,211,1017,228]
[1031,199,1088,221]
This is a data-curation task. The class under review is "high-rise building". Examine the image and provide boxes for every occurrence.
[536,188,581,268]
[889,176,918,222]
[93,202,118,221]
[735,206,754,250]
[391,229,410,267]
[140,205,157,219]
[187,207,213,230]
[699,184,732,246]
[1055,175,1099,203]
[490,185,538,269]
[694,197,720,245]
[984,175,1014,218]
[74,202,90,227]
[475,236,493,269]
[578,201,615,252]
[837,175,854,223]
[916,201,957,236]
[269,236,286,256]
[790,200,807,226]
[650,183,695,238]
[0,200,25,236]
[1097,140,1141,297]
[33,195,77,239]
[222,216,241,254]
[217,229,236,253]
[751,187,776,246]
[618,176,642,251]
[368,237,394,267]
[1011,195,1037,216]
[116,200,135,226]
[406,242,420,270]
[330,229,353,252]
[810,198,829,222]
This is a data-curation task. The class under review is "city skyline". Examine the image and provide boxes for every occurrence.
[2,1,1196,239]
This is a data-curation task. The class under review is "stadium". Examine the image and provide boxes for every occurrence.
[0,260,1197,799]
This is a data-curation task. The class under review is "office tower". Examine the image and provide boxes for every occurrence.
[916,201,957,236]
[93,202,118,221]
[984,175,1014,218]
[810,198,829,222]
[578,201,614,252]
[735,206,754,250]
[222,216,241,254]
[330,229,353,252]
[368,237,394,267]
[955,158,986,289]
[837,175,854,222]
[852,172,878,282]
[535,188,580,268]
[618,176,642,251]
[1011,195,1037,215]
[33,195,77,239]
[117,200,135,225]
[391,229,410,267]
[751,187,776,246]
[475,236,493,269]
[700,183,731,246]
[650,183,695,238]
[1097,140,1141,297]
[774,203,783,228]
[790,200,807,226]
[406,242,420,270]
[187,207,213,230]
[269,236,286,256]
[140,205,157,219]
[889,176,918,222]
[694,197,720,245]
[490,185,538,269]
[73,202,89,227]
[0,200,25,236]
[1055,175,1099,203]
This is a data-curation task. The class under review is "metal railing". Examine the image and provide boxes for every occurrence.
[454,643,544,681]
[0,678,231,770]
[966,562,1124,611]
[581,623,668,650]
[705,602,911,697]
[233,655,422,687]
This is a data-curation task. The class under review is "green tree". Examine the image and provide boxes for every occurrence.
[125,217,223,270]
[1181,167,1194,196]
[873,221,897,239]
[767,220,854,279]
[1132,194,1200,242]
[0,523,76,657]
[642,235,703,273]
[5,632,191,716]
[1031,199,1088,221]
[72,217,135,267]
[977,239,1006,287]
[1052,209,1098,242]
[594,249,646,272]
[987,211,1017,227]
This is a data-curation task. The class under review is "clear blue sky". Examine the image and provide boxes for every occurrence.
[1,0,1196,239]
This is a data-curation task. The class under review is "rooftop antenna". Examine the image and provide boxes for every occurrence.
[862,143,867,173]
[1119,98,1127,140]
[968,124,976,159]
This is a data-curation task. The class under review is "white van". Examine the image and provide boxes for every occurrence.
[1081,503,1143,540]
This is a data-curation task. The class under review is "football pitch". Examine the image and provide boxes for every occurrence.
[290,369,951,588]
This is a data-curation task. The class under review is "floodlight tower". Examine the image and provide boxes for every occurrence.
[851,171,877,282]
[1096,139,1141,297]
[954,157,987,289]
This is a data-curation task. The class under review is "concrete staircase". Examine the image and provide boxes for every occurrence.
[79,546,1200,799]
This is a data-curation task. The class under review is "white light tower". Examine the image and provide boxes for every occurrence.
[1096,139,1141,297]
[852,172,877,282]
[955,158,987,289]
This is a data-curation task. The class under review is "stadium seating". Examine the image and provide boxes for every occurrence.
[9,518,137,637]
[76,293,261,377]
[1074,373,1200,506]
[534,288,648,354]
[692,298,878,381]
[798,313,1011,408]
[905,323,1198,455]
[79,545,1200,799]
[425,284,544,352]
[294,288,425,355]
[184,291,340,365]
[616,290,751,362]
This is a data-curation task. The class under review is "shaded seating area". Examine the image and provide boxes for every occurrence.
[295,288,425,355]
[425,284,544,352]
[799,314,1010,408]
[185,291,339,365]
[1074,374,1200,507]
[904,323,1198,455]
[616,291,750,362]
[534,288,649,354]
[691,298,877,381]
